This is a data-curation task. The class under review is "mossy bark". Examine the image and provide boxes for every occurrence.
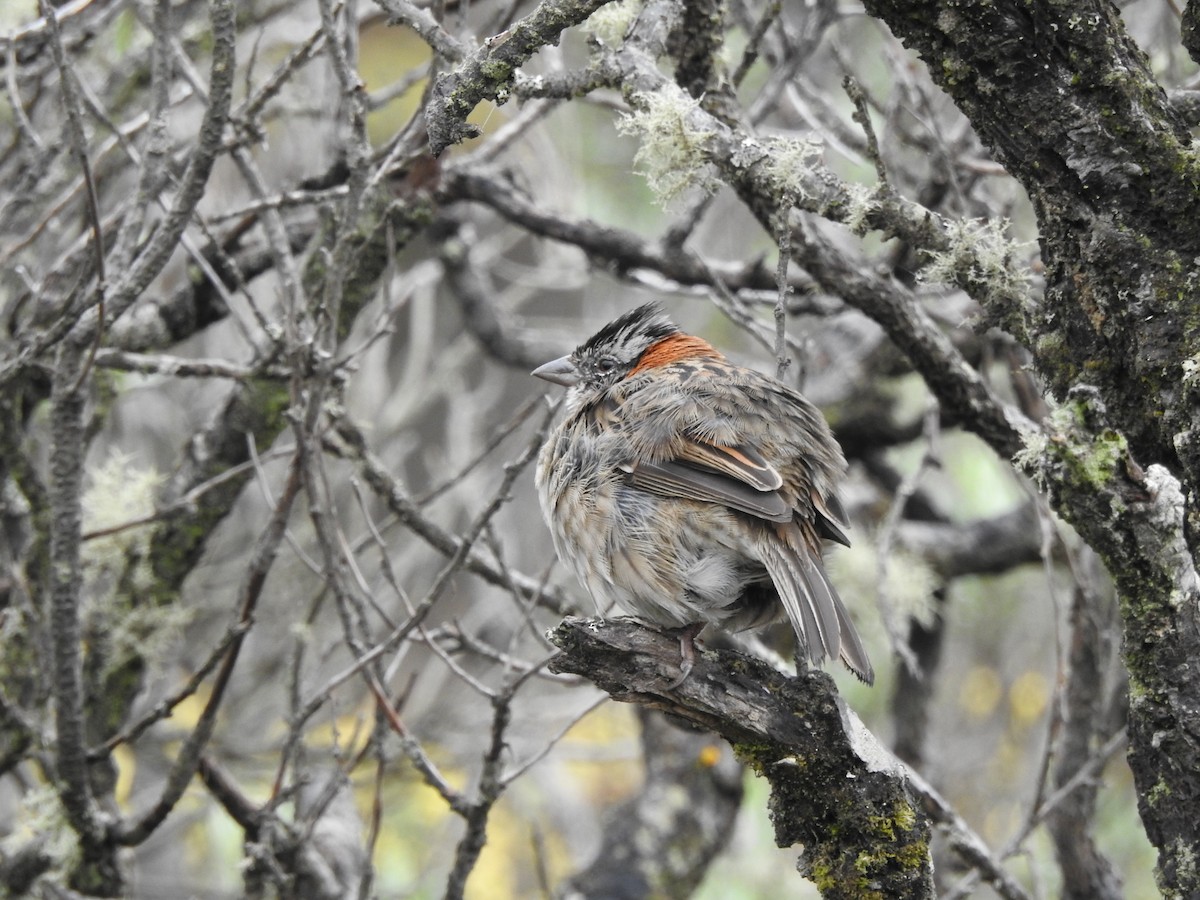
[549,617,934,899]
[857,3,1200,891]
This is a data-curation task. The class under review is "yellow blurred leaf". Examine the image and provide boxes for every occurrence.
[114,744,136,809]
[959,665,1003,719]
[1009,670,1050,729]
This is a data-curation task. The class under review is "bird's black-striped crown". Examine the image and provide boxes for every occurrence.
[577,303,678,356]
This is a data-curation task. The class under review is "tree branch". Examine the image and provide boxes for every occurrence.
[548,617,934,898]
[426,0,616,155]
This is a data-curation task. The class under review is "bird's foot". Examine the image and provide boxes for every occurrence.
[664,622,706,689]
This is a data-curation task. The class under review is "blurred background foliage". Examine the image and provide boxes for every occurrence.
[0,0,1189,896]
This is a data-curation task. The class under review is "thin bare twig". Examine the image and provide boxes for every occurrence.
[874,398,941,677]
[37,0,105,390]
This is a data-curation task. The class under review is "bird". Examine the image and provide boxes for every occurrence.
[533,303,873,685]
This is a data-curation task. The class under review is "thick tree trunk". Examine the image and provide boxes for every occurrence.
[861,2,1200,892]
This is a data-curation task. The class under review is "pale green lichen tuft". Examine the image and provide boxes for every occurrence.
[1020,400,1130,501]
[83,452,163,591]
[920,217,1030,299]
[0,783,81,876]
[1013,428,1050,482]
[830,540,939,629]
[840,182,881,236]
[83,453,191,670]
[583,0,641,47]
[883,547,940,628]
[1171,838,1198,890]
[618,85,717,205]
[1181,354,1200,389]
[757,135,823,202]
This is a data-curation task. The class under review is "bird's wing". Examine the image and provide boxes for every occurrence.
[613,370,851,539]
[611,374,871,683]
[671,439,782,492]
[812,490,851,547]
[624,454,793,523]
[618,416,799,523]
[625,434,854,545]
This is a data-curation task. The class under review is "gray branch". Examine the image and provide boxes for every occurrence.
[425,0,617,155]
[548,617,935,899]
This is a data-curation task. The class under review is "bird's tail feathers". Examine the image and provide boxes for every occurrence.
[763,530,874,685]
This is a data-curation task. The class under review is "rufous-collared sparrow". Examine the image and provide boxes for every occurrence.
[534,303,873,685]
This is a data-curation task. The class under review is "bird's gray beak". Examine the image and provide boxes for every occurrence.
[532,355,580,387]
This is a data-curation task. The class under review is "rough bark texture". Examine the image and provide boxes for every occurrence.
[858,3,1200,893]
[5,0,1198,893]
[860,0,1200,473]
[549,618,934,900]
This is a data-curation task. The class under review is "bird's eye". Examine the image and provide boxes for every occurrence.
[596,357,617,374]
